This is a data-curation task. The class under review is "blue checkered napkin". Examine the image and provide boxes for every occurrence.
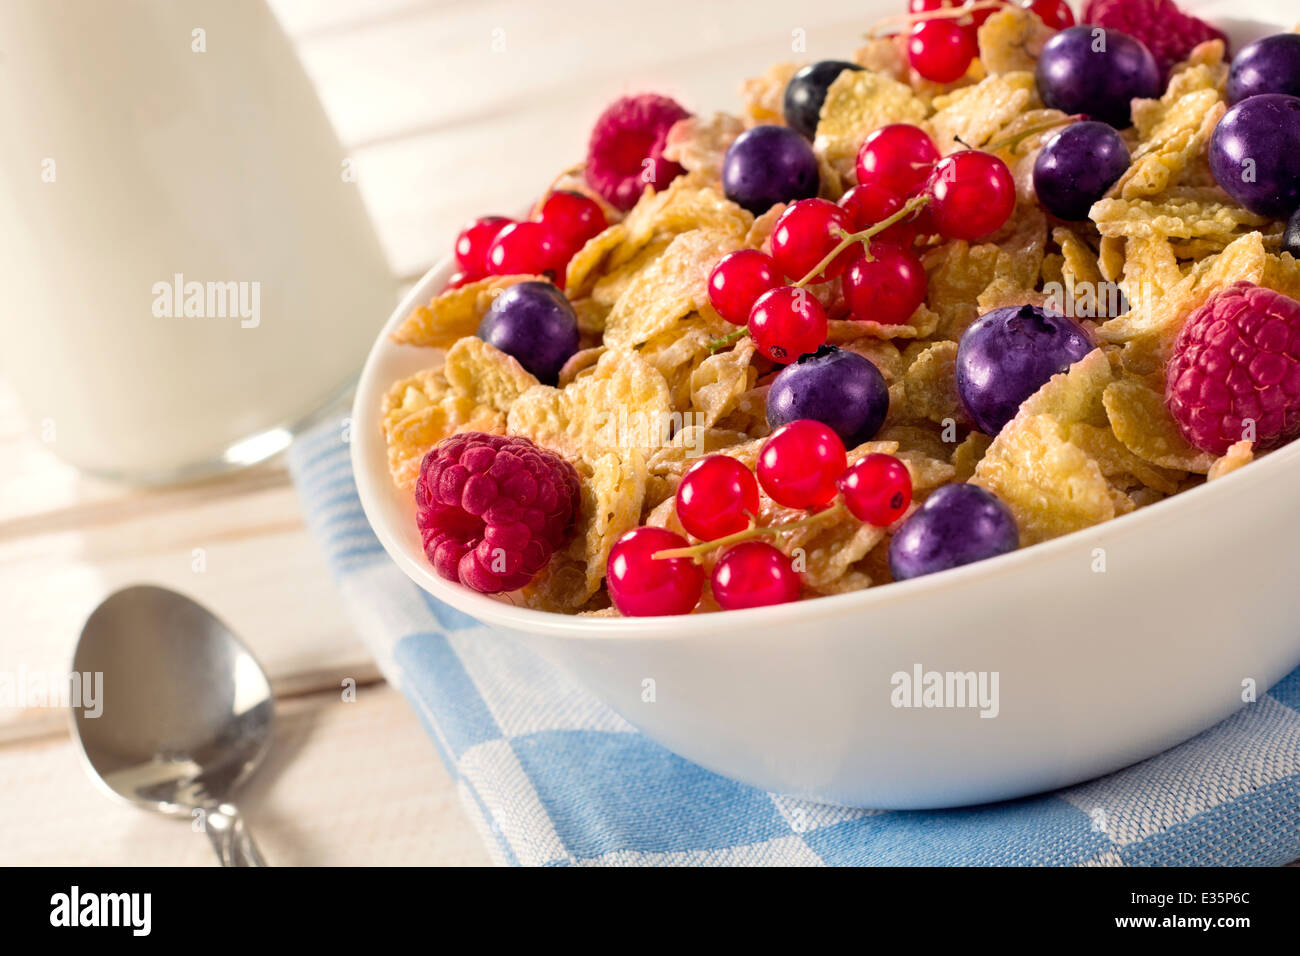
[289,421,1300,866]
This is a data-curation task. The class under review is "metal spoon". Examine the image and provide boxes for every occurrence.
[70,585,273,866]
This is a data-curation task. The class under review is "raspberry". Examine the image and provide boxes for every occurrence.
[1166,282,1300,455]
[415,433,581,594]
[1083,0,1227,76]
[585,94,691,211]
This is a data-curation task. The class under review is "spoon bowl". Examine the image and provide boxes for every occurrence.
[71,585,273,864]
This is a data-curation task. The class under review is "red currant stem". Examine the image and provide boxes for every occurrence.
[983,114,1083,154]
[792,194,930,289]
[651,502,847,562]
[707,326,750,352]
[865,0,1008,37]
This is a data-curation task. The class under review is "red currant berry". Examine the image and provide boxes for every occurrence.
[454,216,512,277]
[606,526,704,617]
[676,455,760,541]
[926,150,1016,241]
[856,124,940,197]
[485,221,569,277]
[537,191,607,252]
[757,419,847,510]
[445,271,473,290]
[842,241,928,326]
[839,184,918,245]
[1027,0,1074,30]
[907,19,977,83]
[838,453,913,526]
[771,199,856,282]
[707,250,780,325]
[748,286,829,363]
[711,541,801,610]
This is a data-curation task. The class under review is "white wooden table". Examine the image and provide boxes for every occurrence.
[0,0,887,865]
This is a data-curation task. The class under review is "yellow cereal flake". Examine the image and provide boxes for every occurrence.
[603,228,742,348]
[1262,252,1300,301]
[380,368,504,490]
[638,315,716,411]
[442,337,538,413]
[745,203,786,250]
[1053,227,1103,293]
[951,431,993,481]
[1208,440,1254,481]
[524,450,648,611]
[506,347,673,461]
[565,222,629,297]
[1099,231,1267,370]
[741,62,801,124]
[902,340,968,425]
[972,351,1119,543]
[1102,376,1217,473]
[1098,235,1126,283]
[662,112,745,185]
[1089,193,1269,243]
[828,303,941,343]
[689,338,757,427]
[1117,73,1225,199]
[1063,422,1183,495]
[392,275,540,348]
[975,413,1115,544]
[843,338,906,383]
[853,36,909,81]
[589,234,674,309]
[928,71,1037,153]
[977,7,1054,75]
[557,345,606,387]
[923,241,1003,339]
[814,69,928,179]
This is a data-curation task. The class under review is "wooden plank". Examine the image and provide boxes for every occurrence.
[0,683,490,866]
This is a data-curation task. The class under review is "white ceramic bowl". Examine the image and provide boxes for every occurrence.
[353,2,1300,808]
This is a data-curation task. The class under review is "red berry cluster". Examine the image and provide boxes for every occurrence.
[605,421,914,616]
[706,123,1015,363]
[448,190,608,289]
[902,0,1074,83]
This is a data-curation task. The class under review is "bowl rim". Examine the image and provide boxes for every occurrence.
[353,250,1300,641]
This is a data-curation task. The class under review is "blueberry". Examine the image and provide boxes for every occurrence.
[1227,33,1300,105]
[956,305,1093,435]
[1035,26,1161,129]
[722,125,820,215]
[783,60,863,140]
[1210,94,1300,219]
[1285,207,1300,258]
[1032,121,1130,221]
[766,345,889,448]
[888,484,1018,582]
[476,281,579,385]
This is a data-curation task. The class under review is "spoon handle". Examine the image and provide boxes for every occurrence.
[204,803,267,866]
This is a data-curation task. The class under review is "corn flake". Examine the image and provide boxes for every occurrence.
[393,274,540,348]
[814,69,928,179]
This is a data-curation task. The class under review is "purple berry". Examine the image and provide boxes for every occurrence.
[1032,121,1131,221]
[1210,93,1300,219]
[1285,207,1300,258]
[722,125,820,215]
[783,61,863,140]
[1035,26,1161,129]
[1227,33,1300,105]
[766,345,889,448]
[956,305,1093,435]
[888,484,1018,581]
[476,281,579,385]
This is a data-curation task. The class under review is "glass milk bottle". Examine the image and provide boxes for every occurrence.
[0,0,395,481]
